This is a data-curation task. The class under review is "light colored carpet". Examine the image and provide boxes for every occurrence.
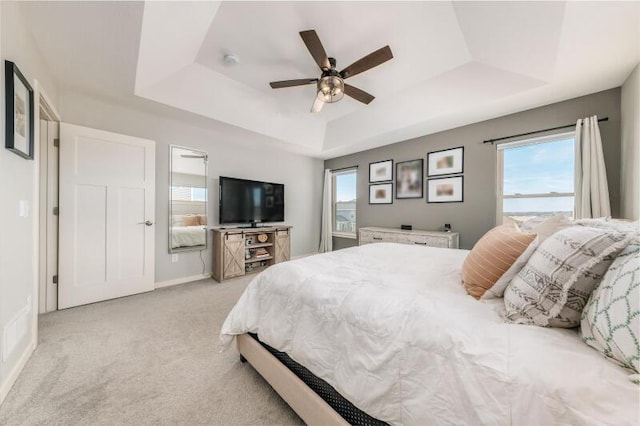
[0,276,302,426]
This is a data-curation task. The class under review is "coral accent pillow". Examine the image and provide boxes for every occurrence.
[462,223,537,299]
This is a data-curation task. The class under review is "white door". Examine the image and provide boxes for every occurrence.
[58,123,155,309]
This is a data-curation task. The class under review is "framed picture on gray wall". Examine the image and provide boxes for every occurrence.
[369,183,393,204]
[396,159,423,199]
[427,176,463,203]
[4,60,34,160]
[369,159,393,182]
[427,147,463,177]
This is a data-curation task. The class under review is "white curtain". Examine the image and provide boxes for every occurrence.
[319,169,333,253]
[574,115,611,219]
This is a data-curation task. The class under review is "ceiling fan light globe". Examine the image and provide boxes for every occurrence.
[318,75,345,104]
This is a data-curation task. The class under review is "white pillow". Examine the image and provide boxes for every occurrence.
[520,214,573,241]
[503,226,630,327]
[581,234,639,373]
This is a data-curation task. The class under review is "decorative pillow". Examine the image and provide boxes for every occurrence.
[581,234,639,373]
[576,218,639,233]
[197,214,207,226]
[462,223,537,299]
[481,236,539,300]
[183,215,200,226]
[520,214,574,242]
[503,226,630,328]
[482,215,573,300]
[171,214,185,226]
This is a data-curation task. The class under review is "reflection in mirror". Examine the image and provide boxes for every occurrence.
[169,145,208,252]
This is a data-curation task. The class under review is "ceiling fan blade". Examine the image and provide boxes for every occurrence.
[270,78,318,89]
[299,30,331,70]
[344,84,375,104]
[311,97,324,113]
[340,45,393,79]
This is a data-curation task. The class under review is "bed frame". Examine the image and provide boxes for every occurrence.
[236,333,349,426]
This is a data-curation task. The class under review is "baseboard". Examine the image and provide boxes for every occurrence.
[292,252,318,260]
[154,273,211,289]
[0,338,36,405]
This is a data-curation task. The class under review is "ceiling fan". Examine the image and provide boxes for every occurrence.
[269,30,393,113]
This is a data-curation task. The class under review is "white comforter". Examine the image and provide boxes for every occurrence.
[220,243,639,425]
[171,225,206,249]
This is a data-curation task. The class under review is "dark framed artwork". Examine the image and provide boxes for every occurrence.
[369,159,393,183]
[396,159,423,199]
[5,61,34,160]
[427,176,464,203]
[427,147,463,177]
[369,183,393,204]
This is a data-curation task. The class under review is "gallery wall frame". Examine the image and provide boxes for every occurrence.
[369,159,393,183]
[427,146,463,177]
[5,60,35,160]
[369,183,393,204]
[395,158,424,199]
[427,176,464,203]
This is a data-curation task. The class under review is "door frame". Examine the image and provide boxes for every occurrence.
[35,83,61,321]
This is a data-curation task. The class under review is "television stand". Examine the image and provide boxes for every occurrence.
[211,226,292,282]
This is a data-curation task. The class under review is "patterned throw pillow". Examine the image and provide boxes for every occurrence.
[483,216,574,300]
[581,234,639,373]
[503,226,630,328]
[462,223,537,299]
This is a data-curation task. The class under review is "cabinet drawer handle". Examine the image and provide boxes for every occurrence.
[373,237,383,240]
[414,242,427,245]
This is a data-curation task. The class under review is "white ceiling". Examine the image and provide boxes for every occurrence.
[22,1,640,159]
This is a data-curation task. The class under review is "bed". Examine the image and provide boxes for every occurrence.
[170,225,206,249]
[220,243,639,425]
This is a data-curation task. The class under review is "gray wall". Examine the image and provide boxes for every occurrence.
[0,1,60,399]
[59,90,323,284]
[621,64,639,220]
[325,88,622,250]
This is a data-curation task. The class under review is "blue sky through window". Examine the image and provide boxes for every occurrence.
[336,172,357,202]
[503,137,574,214]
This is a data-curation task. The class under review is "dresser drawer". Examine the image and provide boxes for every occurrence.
[360,230,397,245]
[397,234,450,248]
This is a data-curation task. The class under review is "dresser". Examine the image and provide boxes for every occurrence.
[359,227,459,249]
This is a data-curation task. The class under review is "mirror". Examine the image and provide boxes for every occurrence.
[169,145,208,252]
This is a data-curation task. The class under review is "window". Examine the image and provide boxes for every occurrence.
[171,186,207,202]
[333,168,357,238]
[497,132,575,223]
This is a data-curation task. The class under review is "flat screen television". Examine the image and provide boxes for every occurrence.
[219,176,285,225]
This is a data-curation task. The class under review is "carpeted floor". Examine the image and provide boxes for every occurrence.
[0,276,302,426]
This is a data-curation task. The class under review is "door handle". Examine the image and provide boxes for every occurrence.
[138,220,153,226]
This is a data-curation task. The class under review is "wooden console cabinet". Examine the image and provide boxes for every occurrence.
[211,226,291,282]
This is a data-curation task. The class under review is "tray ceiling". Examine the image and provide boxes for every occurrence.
[22,1,640,158]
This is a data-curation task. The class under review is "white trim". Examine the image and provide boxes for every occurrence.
[0,337,36,405]
[496,131,576,224]
[291,252,318,260]
[332,232,357,239]
[155,273,210,289]
[495,130,575,150]
[496,150,504,225]
[503,192,574,199]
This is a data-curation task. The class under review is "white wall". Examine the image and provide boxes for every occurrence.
[0,1,59,403]
[621,64,640,220]
[58,90,323,285]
